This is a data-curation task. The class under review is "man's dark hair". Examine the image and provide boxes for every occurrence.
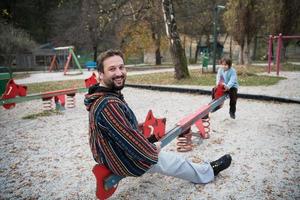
[221,57,232,68]
[97,49,124,72]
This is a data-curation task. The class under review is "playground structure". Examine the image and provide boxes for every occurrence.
[49,46,83,75]
[0,73,98,110]
[267,33,300,75]
[93,84,228,200]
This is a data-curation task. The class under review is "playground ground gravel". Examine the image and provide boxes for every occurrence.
[0,71,299,200]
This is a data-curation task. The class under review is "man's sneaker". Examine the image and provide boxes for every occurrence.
[229,112,235,119]
[210,154,232,176]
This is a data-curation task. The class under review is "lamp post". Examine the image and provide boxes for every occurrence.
[212,5,225,73]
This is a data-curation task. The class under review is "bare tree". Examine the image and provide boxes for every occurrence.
[51,0,129,60]
[146,0,166,65]
[223,0,263,64]
[117,0,166,65]
[80,0,131,61]
[264,0,300,36]
[263,0,300,60]
[162,0,189,79]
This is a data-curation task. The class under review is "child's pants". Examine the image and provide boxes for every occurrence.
[211,86,238,114]
[228,87,238,114]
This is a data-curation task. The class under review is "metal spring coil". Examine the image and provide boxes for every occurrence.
[202,117,210,138]
[43,99,53,111]
[66,94,75,108]
[176,131,193,152]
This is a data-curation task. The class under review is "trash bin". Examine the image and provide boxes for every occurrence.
[0,66,12,97]
[202,53,209,72]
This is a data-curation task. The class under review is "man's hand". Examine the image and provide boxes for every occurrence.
[154,141,161,153]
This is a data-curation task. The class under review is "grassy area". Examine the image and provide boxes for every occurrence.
[22,63,295,94]
[280,62,300,71]
[22,110,63,119]
[126,69,285,86]
[248,62,300,72]
[26,79,86,94]
[128,71,215,85]
[12,72,31,79]
[126,64,287,86]
[237,73,284,86]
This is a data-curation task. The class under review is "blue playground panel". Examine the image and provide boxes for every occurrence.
[85,61,96,70]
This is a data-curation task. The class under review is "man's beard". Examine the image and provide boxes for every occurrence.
[105,76,126,91]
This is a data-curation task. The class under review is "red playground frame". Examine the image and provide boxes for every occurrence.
[267,33,300,76]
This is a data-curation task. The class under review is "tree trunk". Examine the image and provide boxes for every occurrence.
[243,46,249,65]
[152,32,162,65]
[252,35,257,61]
[194,37,201,63]
[229,36,233,59]
[239,44,245,64]
[206,34,210,51]
[282,41,288,63]
[93,45,98,62]
[189,39,192,61]
[194,43,199,64]
[282,47,286,63]
[243,37,249,64]
[155,48,162,65]
[162,0,189,79]
[243,36,253,65]
[246,43,252,64]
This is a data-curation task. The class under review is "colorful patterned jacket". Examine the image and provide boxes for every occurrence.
[84,84,158,177]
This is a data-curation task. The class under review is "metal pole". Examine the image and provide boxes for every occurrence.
[276,33,282,76]
[70,48,83,73]
[281,36,300,39]
[212,5,225,73]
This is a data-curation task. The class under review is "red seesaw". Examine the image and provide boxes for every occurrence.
[92,83,227,200]
[0,72,98,110]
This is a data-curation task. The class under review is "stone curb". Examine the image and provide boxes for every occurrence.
[125,84,300,104]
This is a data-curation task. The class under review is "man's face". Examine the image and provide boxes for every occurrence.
[99,55,127,91]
